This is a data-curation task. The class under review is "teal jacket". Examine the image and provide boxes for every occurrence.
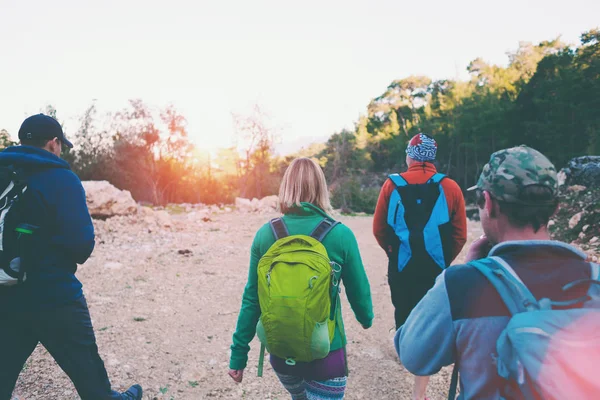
[229,203,374,370]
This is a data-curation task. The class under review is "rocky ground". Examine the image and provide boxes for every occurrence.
[12,209,486,400]
[550,185,600,260]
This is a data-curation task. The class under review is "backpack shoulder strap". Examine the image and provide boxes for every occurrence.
[470,256,540,315]
[592,263,600,281]
[389,173,408,188]
[588,263,600,301]
[310,218,340,242]
[561,262,600,303]
[269,218,289,240]
[428,173,446,184]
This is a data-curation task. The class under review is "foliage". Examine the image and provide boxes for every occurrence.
[49,101,279,206]
[330,176,381,214]
[0,129,16,150]
[3,29,596,212]
[550,186,600,256]
[308,30,600,212]
[232,105,281,199]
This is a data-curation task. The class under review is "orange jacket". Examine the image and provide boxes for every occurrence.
[372,162,467,264]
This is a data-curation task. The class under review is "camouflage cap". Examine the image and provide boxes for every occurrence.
[467,145,558,204]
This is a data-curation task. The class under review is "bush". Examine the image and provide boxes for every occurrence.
[331,177,380,214]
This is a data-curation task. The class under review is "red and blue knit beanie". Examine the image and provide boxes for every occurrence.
[406,133,437,162]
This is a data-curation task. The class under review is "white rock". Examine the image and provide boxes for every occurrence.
[557,170,567,186]
[154,210,172,227]
[82,181,137,218]
[138,206,155,216]
[567,185,587,193]
[235,197,254,212]
[259,195,279,211]
[590,237,599,244]
[568,212,584,229]
[583,225,590,232]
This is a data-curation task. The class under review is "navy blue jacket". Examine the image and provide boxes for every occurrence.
[0,146,95,308]
[395,241,596,399]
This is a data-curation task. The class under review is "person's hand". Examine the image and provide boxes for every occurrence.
[465,235,492,262]
[228,369,244,383]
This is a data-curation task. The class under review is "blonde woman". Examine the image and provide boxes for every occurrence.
[228,158,374,399]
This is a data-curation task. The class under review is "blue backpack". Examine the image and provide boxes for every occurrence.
[387,173,451,271]
[450,256,600,400]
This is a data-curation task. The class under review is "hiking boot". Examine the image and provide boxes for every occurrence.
[121,384,143,400]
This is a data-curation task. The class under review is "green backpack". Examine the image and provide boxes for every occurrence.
[256,217,343,374]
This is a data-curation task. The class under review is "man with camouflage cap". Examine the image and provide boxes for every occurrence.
[471,145,559,204]
[393,146,598,399]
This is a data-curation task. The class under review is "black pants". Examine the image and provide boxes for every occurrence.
[388,255,442,329]
[0,296,122,400]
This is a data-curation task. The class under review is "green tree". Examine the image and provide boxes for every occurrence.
[232,106,279,199]
[0,129,16,150]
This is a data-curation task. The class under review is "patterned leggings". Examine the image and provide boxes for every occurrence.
[276,372,347,400]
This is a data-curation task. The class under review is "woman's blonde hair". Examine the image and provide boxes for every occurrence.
[278,158,332,214]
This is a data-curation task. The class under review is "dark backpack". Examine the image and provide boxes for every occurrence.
[0,166,37,286]
[387,173,452,272]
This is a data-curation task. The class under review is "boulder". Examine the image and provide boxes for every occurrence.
[137,206,173,227]
[235,196,279,213]
[567,185,587,193]
[235,197,254,212]
[559,156,600,187]
[259,195,279,211]
[186,208,211,222]
[154,210,172,228]
[82,181,137,219]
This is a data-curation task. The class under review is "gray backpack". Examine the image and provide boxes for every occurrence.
[0,166,37,286]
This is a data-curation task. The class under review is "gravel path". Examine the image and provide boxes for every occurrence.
[13,212,484,400]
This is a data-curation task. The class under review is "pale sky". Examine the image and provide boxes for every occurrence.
[1,0,599,154]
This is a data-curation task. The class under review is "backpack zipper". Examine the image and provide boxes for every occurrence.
[394,201,401,225]
[266,251,336,286]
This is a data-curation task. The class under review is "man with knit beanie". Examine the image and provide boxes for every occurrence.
[373,133,467,400]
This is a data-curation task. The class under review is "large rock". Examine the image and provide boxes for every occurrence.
[559,156,600,187]
[235,197,254,212]
[235,196,279,213]
[82,181,138,218]
[153,210,172,228]
[259,195,279,211]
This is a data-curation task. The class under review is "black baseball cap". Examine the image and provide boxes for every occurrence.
[18,114,73,148]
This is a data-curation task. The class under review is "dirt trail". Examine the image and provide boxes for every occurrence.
[13,213,483,400]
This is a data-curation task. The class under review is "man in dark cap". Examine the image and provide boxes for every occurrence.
[0,114,142,400]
